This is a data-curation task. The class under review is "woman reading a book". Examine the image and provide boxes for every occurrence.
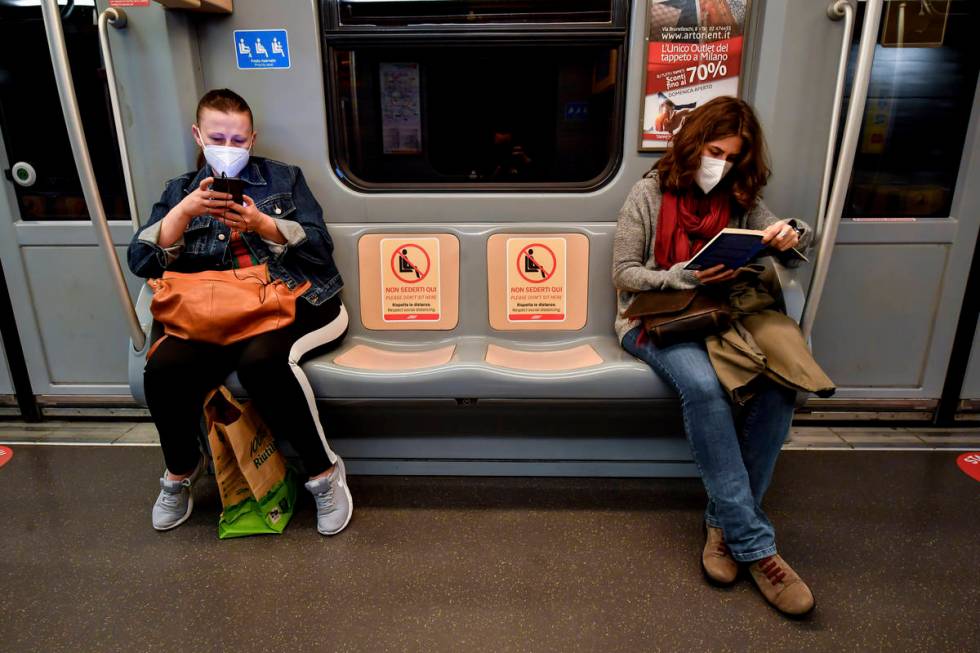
[612,96,815,616]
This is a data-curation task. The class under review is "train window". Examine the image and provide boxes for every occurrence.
[321,0,628,192]
[0,1,130,222]
[844,0,980,219]
[334,0,616,28]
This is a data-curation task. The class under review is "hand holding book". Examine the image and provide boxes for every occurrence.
[684,222,808,272]
[760,220,802,252]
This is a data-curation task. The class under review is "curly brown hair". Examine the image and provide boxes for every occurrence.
[653,96,770,208]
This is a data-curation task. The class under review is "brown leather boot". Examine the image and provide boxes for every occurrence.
[748,554,815,616]
[701,524,738,585]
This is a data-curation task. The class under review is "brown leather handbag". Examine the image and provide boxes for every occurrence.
[148,264,311,346]
[624,288,732,347]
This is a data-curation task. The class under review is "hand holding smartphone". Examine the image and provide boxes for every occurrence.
[210,176,245,206]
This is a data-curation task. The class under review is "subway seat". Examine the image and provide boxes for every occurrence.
[299,335,657,400]
[128,225,804,405]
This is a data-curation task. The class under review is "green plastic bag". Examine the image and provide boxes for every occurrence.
[205,386,298,539]
[216,471,298,539]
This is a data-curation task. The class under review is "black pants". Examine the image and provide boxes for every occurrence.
[144,295,348,477]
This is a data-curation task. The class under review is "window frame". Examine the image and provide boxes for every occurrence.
[322,0,630,33]
[320,0,631,193]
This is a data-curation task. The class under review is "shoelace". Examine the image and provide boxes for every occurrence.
[159,477,191,508]
[758,557,787,584]
[313,483,338,514]
[160,485,185,508]
[709,529,730,557]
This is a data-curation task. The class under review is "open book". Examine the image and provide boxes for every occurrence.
[683,228,808,271]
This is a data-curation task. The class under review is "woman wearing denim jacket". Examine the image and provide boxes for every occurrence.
[128,89,352,537]
[613,97,815,616]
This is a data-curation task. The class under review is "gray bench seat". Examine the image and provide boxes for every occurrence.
[280,334,666,400]
[130,309,668,403]
[129,224,804,406]
[126,225,804,477]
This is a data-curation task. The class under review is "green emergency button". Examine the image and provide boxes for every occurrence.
[11,162,36,187]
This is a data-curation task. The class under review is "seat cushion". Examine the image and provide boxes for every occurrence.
[283,335,675,400]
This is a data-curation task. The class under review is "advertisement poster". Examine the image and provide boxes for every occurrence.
[505,237,567,322]
[380,238,441,322]
[380,63,422,155]
[640,0,749,151]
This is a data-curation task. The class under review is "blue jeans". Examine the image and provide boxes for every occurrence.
[622,326,796,562]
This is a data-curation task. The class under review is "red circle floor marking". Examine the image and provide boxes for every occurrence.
[0,446,12,470]
[956,452,980,483]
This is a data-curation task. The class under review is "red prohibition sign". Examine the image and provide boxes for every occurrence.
[516,243,557,284]
[390,243,431,284]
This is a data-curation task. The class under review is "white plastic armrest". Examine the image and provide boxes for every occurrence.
[770,259,806,325]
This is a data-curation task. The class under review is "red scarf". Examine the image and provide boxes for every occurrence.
[654,191,731,269]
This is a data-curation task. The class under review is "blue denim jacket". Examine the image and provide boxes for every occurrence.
[127,157,343,305]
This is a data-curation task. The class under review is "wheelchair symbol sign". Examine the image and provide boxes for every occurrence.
[234,29,290,70]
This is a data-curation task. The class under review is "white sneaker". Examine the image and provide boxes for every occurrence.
[304,456,353,535]
[151,456,204,531]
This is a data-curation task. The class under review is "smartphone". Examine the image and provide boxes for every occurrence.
[210,176,245,205]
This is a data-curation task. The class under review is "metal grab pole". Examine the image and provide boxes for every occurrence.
[98,7,140,232]
[801,0,885,340]
[40,0,146,350]
[815,0,856,241]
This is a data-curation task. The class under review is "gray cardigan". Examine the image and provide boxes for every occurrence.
[611,172,813,343]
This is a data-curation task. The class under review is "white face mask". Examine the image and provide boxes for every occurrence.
[695,155,734,194]
[203,143,251,178]
[195,126,252,178]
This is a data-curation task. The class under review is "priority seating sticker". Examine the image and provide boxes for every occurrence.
[956,452,980,483]
[234,29,290,70]
[0,446,12,470]
[380,237,441,322]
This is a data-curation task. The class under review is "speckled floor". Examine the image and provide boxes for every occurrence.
[1,446,978,652]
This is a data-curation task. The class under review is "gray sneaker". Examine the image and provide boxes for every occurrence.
[304,456,353,535]
[152,457,204,531]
